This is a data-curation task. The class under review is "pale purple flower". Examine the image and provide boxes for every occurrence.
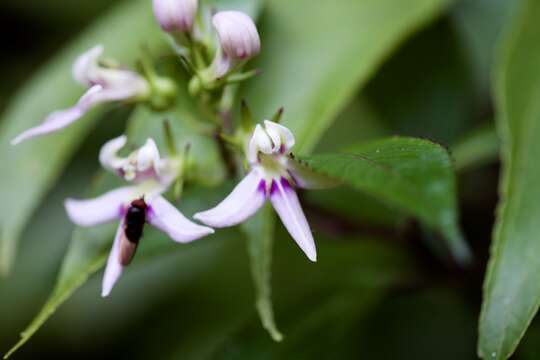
[153,0,198,33]
[11,45,150,145]
[65,136,213,297]
[194,120,323,262]
[209,11,261,78]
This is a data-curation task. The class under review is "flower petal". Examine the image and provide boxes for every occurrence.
[194,170,266,227]
[264,120,295,153]
[72,45,103,87]
[247,124,273,163]
[79,82,141,106]
[99,135,128,173]
[148,196,214,242]
[270,178,317,261]
[64,186,135,227]
[137,138,161,174]
[102,221,125,297]
[153,0,198,32]
[10,85,104,145]
[212,11,260,59]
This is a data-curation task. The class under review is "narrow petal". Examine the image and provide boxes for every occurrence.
[78,82,138,107]
[270,178,317,261]
[65,186,135,227]
[10,85,102,145]
[148,196,214,242]
[102,221,125,297]
[194,170,266,227]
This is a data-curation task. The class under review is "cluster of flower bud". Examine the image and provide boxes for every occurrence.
[153,0,261,92]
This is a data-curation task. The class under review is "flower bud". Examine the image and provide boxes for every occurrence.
[247,120,295,164]
[212,11,260,61]
[153,0,198,33]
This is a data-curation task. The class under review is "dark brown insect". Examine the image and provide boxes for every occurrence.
[119,198,147,266]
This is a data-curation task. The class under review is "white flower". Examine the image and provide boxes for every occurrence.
[153,0,198,33]
[11,45,150,145]
[65,136,213,297]
[208,11,261,78]
[195,120,326,262]
[99,135,178,186]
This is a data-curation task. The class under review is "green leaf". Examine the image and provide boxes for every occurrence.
[451,0,519,94]
[2,173,118,359]
[0,0,164,275]
[298,137,471,264]
[156,234,417,359]
[243,0,453,153]
[451,125,499,172]
[241,204,283,342]
[478,0,540,358]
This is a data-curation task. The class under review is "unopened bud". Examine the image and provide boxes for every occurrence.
[153,0,198,33]
[213,11,260,61]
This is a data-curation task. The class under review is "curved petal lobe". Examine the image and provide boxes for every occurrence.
[148,196,214,243]
[270,178,316,262]
[99,135,128,173]
[64,186,134,227]
[102,221,125,297]
[10,85,102,145]
[194,170,266,227]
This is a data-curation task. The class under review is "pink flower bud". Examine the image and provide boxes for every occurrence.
[153,0,198,33]
[212,11,260,60]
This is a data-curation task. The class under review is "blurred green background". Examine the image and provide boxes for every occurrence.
[3,0,540,359]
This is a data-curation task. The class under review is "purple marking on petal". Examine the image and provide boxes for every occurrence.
[258,179,267,196]
[118,204,128,218]
[286,169,300,188]
[270,179,278,196]
[146,204,157,223]
[280,177,292,189]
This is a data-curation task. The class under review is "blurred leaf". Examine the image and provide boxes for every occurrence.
[243,0,453,153]
[1,0,119,24]
[0,0,164,275]
[360,287,477,360]
[298,137,470,264]
[451,0,518,94]
[3,173,119,359]
[314,96,390,153]
[364,18,475,144]
[241,204,282,342]
[478,0,540,358]
[452,125,499,172]
[158,234,416,359]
